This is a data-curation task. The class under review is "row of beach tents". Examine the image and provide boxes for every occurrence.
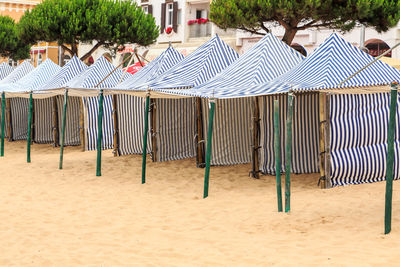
[0,32,399,192]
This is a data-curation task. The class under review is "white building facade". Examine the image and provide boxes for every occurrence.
[81,0,400,66]
[80,0,237,65]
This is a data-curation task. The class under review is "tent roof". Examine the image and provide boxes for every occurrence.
[166,33,304,97]
[66,56,129,89]
[0,63,14,81]
[142,35,239,90]
[0,61,34,85]
[116,46,184,90]
[162,33,400,98]
[6,59,61,92]
[39,55,88,91]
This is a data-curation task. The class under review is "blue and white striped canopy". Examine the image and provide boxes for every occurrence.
[116,46,184,90]
[0,63,14,81]
[168,33,304,96]
[141,35,239,91]
[39,55,88,91]
[5,59,61,92]
[67,56,129,89]
[0,61,34,85]
[162,33,400,98]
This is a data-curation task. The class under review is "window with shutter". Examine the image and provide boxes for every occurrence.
[142,5,149,14]
[148,5,153,15]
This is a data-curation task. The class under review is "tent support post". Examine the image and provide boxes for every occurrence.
[325,94,331,188]
[385,82,398,234]
[150,99,157,162]
[80,98,85,151]
[142,93,150,184]
[59,89,68,169]
[285,93,294,213]
[96,89,104,177]
[251,96,260,178]
[27,92,33,163]
[52,96,59,147]
[112,95,119,157]
[319,92,327,189]
[196,97,205,168]
[274,100,283,212]
[203,98,215,199]
[1,92,5,157]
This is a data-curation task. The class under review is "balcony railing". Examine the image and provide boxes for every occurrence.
[188,23,212,38]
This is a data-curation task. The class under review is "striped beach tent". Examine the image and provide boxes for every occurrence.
[66,56,129,151]
[0,61,34,140]
[124,35,239,162]
[3,60,60,142]
[113,46,184,156]
[0,63,14,80]
[162,33,400,187]
[247,33,400,186]
[184,34,305,167]
[0,61,34,85]
[144,35,239,90]
[117,46,184,90]
[34,56,88,145]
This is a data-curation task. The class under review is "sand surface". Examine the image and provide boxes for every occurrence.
[0,141,399,266]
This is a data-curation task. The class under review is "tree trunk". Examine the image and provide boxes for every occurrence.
[71,42,79,57]
[282,28,298,46]
[80,42,104,62]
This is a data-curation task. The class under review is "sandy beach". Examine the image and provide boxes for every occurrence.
[0,141,399,266]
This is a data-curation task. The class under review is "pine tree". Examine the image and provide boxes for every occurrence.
[210,0,400,45]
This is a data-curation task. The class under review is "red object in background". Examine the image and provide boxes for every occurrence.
[30,49,46,54]
[166,27,173,34]
[188,18,209,25]
[123,62,145,74]
[88,56,94,64]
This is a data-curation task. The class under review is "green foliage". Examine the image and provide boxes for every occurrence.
[18,0,159,60]
[210,0,400,44]
[0,16,30,60]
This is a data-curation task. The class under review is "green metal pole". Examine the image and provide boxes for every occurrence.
[27,91,33,163]
[59,89,68,169]
[96,89,104,177]
[385,82,398,234]
[285,93,294,213]
[141,94,150,184]
[1,92,5,157]
[203,98,215,199]
[274,100,283,212]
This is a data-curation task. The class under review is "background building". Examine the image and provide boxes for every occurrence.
[2,0,399,68]
[0,0,62,67]
[81,0,238,65]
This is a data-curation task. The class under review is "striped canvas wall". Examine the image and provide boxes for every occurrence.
[259,93,320,174]
[56,96,81,146]
[155,98,196,162]
[201,98,253,165]
[329,93,400,186]
[10,98,29,141]
[83,95,114,151]
[34,98,54,144]
[116,94,152,155]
